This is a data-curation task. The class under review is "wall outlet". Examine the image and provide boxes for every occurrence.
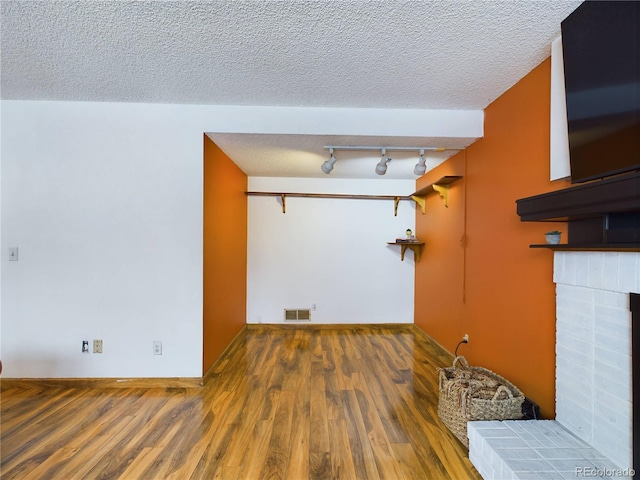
[311,303,317,311]
[93,339,103,353]
[153,341,162,355]
[463,334,469,343]
[82,340,89,353]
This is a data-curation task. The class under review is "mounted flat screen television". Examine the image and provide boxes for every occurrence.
[561,0,640,184]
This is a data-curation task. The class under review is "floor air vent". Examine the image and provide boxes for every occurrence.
[284,309,311,321]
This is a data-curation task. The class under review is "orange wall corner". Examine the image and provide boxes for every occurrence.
[415,58,571,418]
[203,135,248,373]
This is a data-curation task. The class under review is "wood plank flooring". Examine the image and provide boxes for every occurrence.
[1,325,481,479]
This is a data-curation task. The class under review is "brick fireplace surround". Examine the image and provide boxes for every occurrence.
[469,251,639,479]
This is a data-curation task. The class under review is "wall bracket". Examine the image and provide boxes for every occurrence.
[432,184,449,207]
[411,195,426,214]
[387,242,425,261]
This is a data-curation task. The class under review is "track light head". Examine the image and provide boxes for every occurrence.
[321,149,337,174]
[322,145,458,177]
[414,151,427,175]
[375,150,391,175]
[375,160,390,175]
[321,159,335,174]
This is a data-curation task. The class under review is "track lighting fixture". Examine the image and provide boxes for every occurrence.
[321,148,337,174]
[414,149,427,176]
[375,149,391,175]
[322,145,458,176]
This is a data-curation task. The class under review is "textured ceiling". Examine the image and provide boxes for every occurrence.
[0,0,582,178]
[208,133,474,180]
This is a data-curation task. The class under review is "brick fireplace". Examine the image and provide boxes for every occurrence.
[467,172,640,478]
[468,252,638,478]
[554,251,637,469]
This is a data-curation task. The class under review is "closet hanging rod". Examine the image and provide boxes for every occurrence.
[245,191,410,200]
[245,191,412,215]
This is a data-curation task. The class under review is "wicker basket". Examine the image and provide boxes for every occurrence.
[437,356,524,447]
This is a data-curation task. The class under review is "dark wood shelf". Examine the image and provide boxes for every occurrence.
[516,171,640,222]
[530,243,640,251]
[516,171,640,250]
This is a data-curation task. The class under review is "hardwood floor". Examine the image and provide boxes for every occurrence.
[1,325,481,479]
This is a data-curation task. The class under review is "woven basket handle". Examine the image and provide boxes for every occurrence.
[453,356,470,369]
[492,385,513,401]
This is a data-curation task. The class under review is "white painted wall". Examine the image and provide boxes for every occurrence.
[1,100,480,377]
[1,101,206,378]
[550,36,571,181]
[0,100,3,364]
[247,177,416,324]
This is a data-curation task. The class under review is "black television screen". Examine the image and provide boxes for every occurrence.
[561,0,640,184]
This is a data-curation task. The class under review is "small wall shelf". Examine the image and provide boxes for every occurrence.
[387,242,425,261]
[411,176,463,212]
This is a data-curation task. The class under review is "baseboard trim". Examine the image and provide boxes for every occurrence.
[203,325,248,381]
[0,376,204,390]
[245,323,415,331]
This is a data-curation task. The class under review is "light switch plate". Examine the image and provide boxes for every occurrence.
[9,247,18,261]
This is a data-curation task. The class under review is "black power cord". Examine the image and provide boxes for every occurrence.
[454,337,468,357]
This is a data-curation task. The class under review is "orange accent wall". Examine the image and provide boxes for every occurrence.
[415,59,571,418]
[203,135,247,373]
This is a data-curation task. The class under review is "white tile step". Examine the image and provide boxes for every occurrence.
[468,420,627,480]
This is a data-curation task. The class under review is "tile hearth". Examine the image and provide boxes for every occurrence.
[468,420,623,480]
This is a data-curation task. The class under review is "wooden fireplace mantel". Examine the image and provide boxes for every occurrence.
[516,171,640,251]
